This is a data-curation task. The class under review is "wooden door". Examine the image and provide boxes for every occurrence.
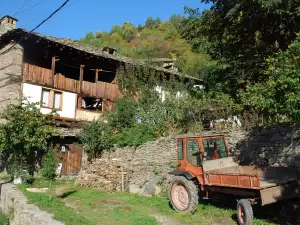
[55,144,82,176]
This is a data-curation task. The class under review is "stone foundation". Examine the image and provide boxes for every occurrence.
[0,183,64,225]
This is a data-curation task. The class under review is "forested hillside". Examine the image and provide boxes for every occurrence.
[79,15,217,79]
[79,0,300,150]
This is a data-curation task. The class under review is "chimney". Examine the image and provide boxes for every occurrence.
[0,15,18,36]
[102,46,117,55]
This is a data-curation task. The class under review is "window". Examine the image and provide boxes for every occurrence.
[41,89,50,107]
[202,138,228,160]
[54,92,62,109]
[41,89,62,110]
[186,140,201,166]
[177,140,183,160]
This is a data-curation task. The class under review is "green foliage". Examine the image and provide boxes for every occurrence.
[0,101,57,177]
[108,98,138,131]
[0,212,9,225]
[183,0,300,89]
[79,2,300,136]
[240,35,300,122]
[153,167,159,175]
[79,120,113,160]
[41,150,57,181]
[169,162,178,169]
[79,15,217,79]
[111,126,156,148]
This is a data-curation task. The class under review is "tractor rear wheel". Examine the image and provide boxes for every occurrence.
[169,176,199,214]
[237,199,254,225]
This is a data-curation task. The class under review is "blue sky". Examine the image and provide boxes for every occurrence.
[1,0,210,40]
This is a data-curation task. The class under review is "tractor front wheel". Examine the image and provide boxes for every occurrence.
[169,176,199,214]
[237,199,254,225]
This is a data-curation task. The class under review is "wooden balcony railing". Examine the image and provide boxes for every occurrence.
[75,108,102,121]
[23,63,121,101]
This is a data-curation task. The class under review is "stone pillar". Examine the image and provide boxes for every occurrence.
[0,43,24,115]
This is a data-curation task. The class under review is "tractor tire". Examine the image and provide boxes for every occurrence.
[237,199,254,225]
[169,176,199,214]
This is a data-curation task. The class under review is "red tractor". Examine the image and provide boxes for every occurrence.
[169,135,299,225]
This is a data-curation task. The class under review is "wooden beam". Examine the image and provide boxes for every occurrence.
[112,71,117,84]
[95,69,100,83]
[79,64,84,91]
[78,64,85,108]
[51,56,56,86]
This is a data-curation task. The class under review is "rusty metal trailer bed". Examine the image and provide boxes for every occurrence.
[202,158,299,206]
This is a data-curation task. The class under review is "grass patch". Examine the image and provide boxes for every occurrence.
[19,180,279,225]
[0,173,11,181]
[0,212,9,225]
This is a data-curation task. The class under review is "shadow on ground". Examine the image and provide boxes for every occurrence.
[201,194,300,225]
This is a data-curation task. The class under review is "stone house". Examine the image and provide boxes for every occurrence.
[0,15,201,176]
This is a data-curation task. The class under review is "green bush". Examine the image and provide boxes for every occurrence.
[108,98,138,131]
[240,36,300,124]
[41,149,57,181]
[111,126,156,148]
[79,120,113,161]
[0,101,57,178]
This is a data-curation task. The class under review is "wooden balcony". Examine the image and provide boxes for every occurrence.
[75,108,102,121]
[23,63,121,101]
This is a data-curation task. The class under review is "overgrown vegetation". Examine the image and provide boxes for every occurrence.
[80,1,300,126]
[182,0,300,123]
[0,102,57,179]
[79,120,113,160]
[79,62,239,151]
[240,36,300,122]
[78,1,300,149]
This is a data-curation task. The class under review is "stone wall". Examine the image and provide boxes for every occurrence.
[77,125,300,195]
[238,124,300,167]
[77,130,247,195]
[0,43,23,115]
[0,183,64,225]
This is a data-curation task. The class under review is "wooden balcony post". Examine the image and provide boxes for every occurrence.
[77,64,85,108]
[95,69,100,83]
[51,56,56,86]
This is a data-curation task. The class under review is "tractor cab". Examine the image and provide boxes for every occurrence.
[171,135,234,182]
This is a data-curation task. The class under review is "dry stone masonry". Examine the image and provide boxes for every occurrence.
[0,183,64,225]
[0,16,23,116]
[77,125,300,196]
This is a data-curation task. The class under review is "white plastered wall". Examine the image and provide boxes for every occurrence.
[22,83,77,119]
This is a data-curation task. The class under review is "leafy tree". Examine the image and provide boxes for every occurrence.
[0,102,57,178]
[169,14,184,30]
[108,98,138,131]
[41,149,58,199]
[145,17,156,28]
[79,120,113,161]
[41,149,57,181]
[183,0,300,89]
[240,35,300,123]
